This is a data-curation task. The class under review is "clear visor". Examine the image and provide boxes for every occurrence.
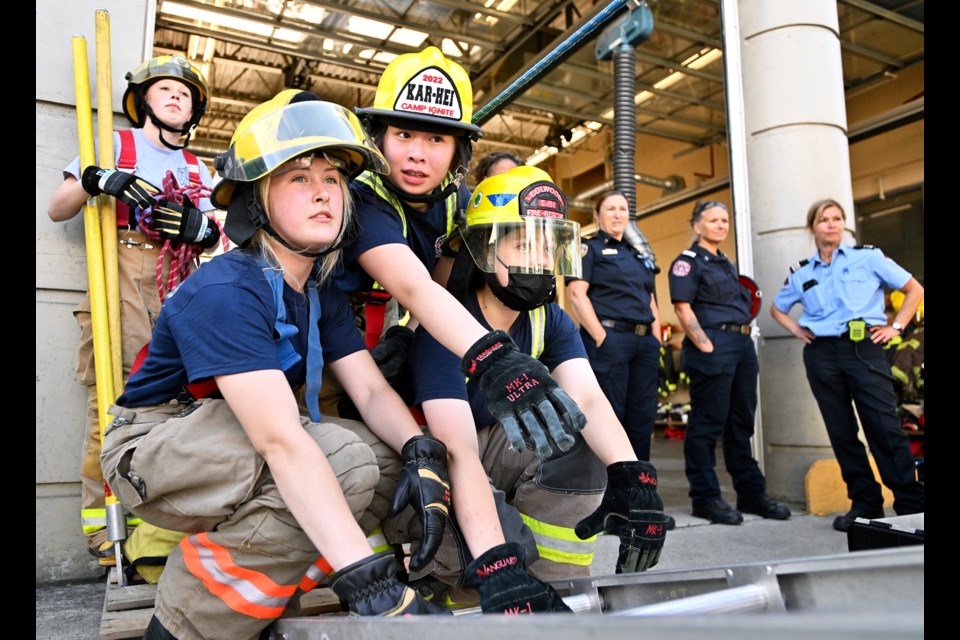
[461,218,582,278]
[220,101,387,182]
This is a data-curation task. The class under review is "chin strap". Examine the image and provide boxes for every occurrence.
[145,106,195,151]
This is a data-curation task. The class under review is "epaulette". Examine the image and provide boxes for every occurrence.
[789,259,809,273]
[681,249,697,258]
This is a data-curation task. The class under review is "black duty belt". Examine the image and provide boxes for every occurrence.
[713,323,752,335]
[601,319,652,336]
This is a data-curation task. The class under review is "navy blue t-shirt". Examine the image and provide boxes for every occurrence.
[566,230,657,324]
[118,249,365,407]
[409,291,586,430]
[334,177,470,294]
[668,243,752,327]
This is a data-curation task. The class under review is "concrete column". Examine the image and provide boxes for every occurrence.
[731,1,857,501]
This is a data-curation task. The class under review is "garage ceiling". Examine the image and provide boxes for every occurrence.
[151,0,924,165]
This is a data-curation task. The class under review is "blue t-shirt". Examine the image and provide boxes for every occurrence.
[118,249,364,407]
[772,244,912,337]
[334,176,470,295]
[409,291,586,430]
[668,243,753,327]
[566,230,657,324]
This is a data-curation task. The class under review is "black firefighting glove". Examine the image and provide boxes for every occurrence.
[462,542,572,614]
[575,461,667,573]
[388,435,452,572]
[461,330,586,458]
[370,325,415,383]
[329,551,449,616]
[80,165,159,211]
[153,197,221,248]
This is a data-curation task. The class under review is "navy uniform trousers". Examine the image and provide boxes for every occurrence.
[802,337,924,514]
[682,329,766,505]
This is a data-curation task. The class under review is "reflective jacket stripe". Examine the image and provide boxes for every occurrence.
[181,533,296,619]
[298,556,333,592]
[520,513,596,567]
[529,306,545,359]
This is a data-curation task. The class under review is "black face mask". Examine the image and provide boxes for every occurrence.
[483,271,556,312]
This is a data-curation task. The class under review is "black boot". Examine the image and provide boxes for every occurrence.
[143,615,178,640]
[329,551,448,616]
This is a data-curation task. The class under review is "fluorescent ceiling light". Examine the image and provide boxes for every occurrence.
[273,28,304,43]
[389,28,429,48]
[161,1,275,38]
[347,16,394,40]
[441,39,464,58]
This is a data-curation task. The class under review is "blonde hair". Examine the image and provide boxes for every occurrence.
[249,169,353,284]
[806,198,846,232]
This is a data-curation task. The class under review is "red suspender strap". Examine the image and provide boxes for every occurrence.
[129,342,218,400]
[363,290,392,350]
[115,130,137,227]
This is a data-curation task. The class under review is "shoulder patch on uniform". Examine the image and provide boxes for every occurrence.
[681,249,697,258]
[789,259,809,273]
[672,260,692,277]
[580,242,589,258]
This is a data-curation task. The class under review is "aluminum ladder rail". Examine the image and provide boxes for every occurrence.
[269,546,923,639]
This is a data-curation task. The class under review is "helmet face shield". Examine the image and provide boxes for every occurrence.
[212,98,388,208]
[462,218,581,278]
[219,101,388,183]
[461,167,581,278]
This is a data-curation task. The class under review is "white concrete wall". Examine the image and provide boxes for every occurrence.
[36,0,152,584]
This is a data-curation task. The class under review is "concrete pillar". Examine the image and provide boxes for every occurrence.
[730,1,857,502]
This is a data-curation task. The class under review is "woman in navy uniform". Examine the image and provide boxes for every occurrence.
[567,191,662,465]
[771,198,924,531]
[669,200,790,525]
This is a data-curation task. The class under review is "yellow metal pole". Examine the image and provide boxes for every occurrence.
[72,32,125,586]
[95,9,123,401]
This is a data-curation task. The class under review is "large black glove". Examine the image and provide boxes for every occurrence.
[329,551,448,616]
[575,461,667,573]
[462,542,572,614]
[461,330,586,458]
[80,165,159,211]
[388,435,452,572]
[370,325,415,383]
[152,197,221,248]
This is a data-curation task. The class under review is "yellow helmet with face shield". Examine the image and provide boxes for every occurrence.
[212,90,388,209]
[212,90,389,250]
[460,165,582,279]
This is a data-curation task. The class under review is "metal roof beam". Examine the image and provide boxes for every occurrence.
[839,0,924,34]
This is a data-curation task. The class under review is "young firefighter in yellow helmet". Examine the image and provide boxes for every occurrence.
[389,166,668,612]
[101,91,455,640]
[47,54,221,559]
[333,46,586,459]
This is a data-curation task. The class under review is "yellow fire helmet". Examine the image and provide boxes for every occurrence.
[891,289,924,324]
[356,46,482,140]
[211,90,389,210]
[460,165,582,278]
[122,55,209,135]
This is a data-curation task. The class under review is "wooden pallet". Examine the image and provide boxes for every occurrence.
[99,569,344,640]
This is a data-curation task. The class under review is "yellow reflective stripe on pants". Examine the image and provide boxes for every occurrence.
[367,526,394,555]
[520,513,596,566]
[82,508,142,534]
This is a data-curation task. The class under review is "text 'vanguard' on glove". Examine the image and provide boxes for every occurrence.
[462,542,572,615]
[80,165,159,211]
[461,330,586,458]
[388,435,451,572]
[575,460,667,573]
